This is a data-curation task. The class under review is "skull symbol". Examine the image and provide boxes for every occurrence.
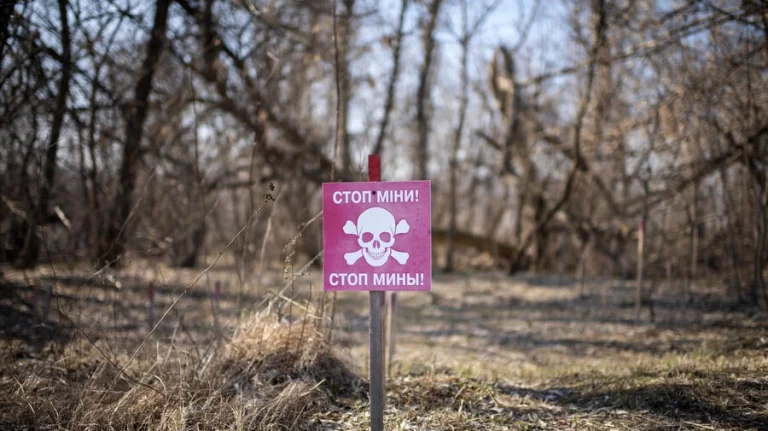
[357,207,396,266]
[342,207,410,266]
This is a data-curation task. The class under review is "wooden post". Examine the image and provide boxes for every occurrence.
[370,291,385,430]
[690,225,698,296]
[147,282,155,330]
[368,154,385,431]
[635,219,645,319]
[387,292,397,377]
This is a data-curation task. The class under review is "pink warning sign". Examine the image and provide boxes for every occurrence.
[322,181,431,291]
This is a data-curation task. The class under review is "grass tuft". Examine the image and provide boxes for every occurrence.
[0,312,362,430]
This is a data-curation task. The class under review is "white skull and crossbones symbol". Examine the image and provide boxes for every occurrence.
[343,207,409,266]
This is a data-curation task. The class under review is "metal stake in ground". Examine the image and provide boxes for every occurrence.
[368,154,385,431]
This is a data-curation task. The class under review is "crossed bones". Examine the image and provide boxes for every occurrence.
[343,213,410,266]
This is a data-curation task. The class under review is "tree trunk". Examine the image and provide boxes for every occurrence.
[531,195,548,272]
[577,235,591,297]
[445,32,470,273]
[414,0,442,181]
[335,0,355,173]
[0,0,18,61]
[634,219,645,318]
[172,220,206,268]
[684,182,699,301]
[17,0,70,268]
[508,0,607,274]
[635,176,650,318]
[747,157,768,309]
[372,0,408,158]
[99,0,171,266]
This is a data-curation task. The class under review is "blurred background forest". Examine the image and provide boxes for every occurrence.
[1,0,767,306]
[3,1,768,429]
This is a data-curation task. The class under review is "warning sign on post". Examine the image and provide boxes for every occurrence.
[322,181,431,291]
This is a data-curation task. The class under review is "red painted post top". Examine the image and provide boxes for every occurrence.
[368,154,381,182]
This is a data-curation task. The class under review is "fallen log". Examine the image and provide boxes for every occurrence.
[431,228,517,262]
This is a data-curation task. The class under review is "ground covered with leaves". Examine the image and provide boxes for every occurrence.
[0,264,766,429]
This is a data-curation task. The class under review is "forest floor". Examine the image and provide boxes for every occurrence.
[1,260,767,430]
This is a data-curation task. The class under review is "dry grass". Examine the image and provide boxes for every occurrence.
[1,266,767,429]
[3,320,764,430]
[0,311,361,430]
[317,346,767,430]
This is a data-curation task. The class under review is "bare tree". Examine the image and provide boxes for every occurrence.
[17,0,71,267]
[334,0,355,172]
[99,0,171,266]
[414,0,443,181]
[372,0,409,158]
[445,0,499,273]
